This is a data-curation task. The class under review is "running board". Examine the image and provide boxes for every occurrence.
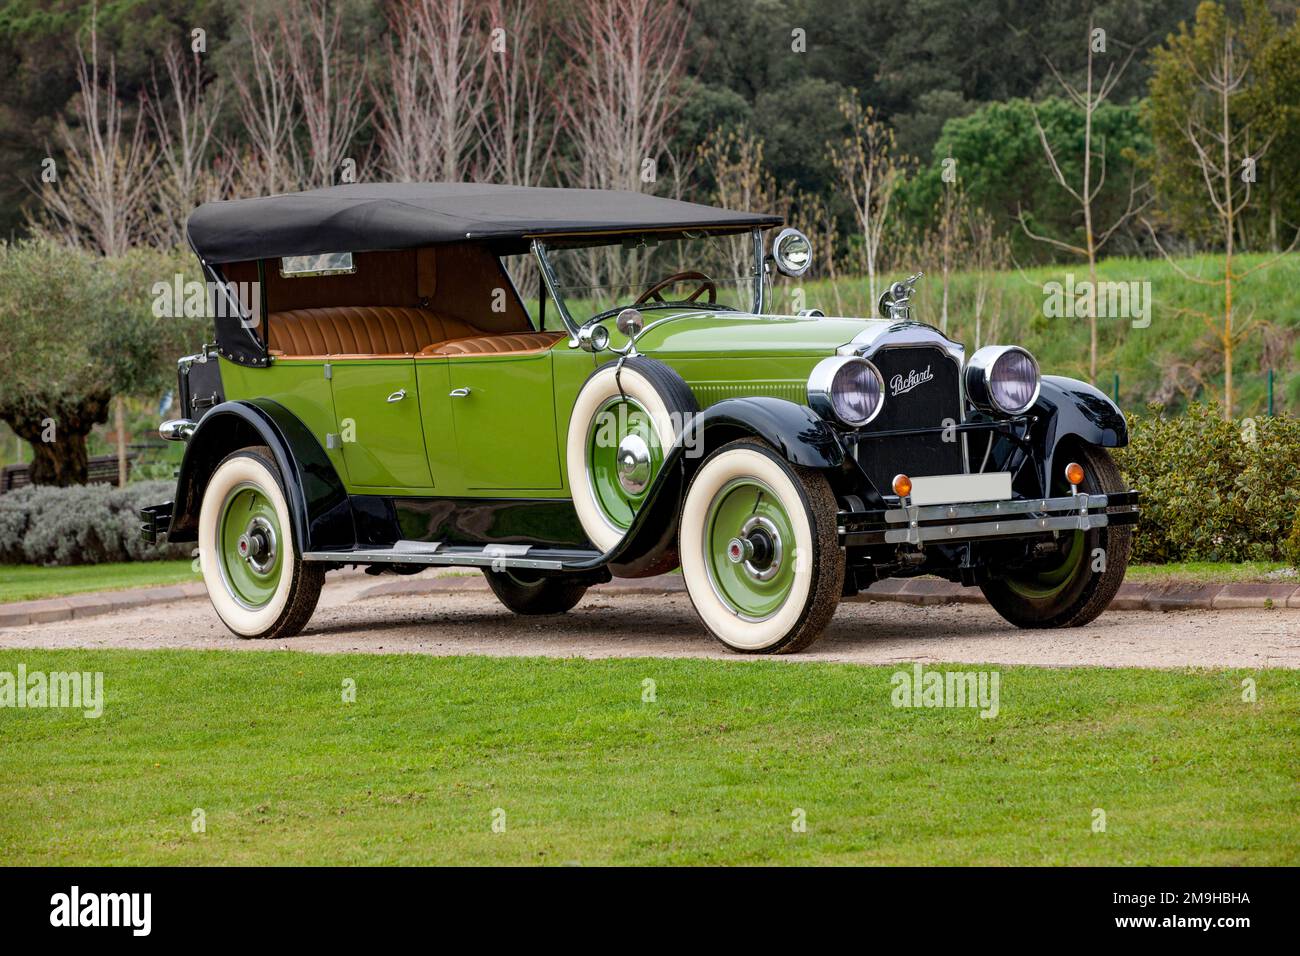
[301,541,603,572]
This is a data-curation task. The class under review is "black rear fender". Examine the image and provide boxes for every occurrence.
[167,399,353,552]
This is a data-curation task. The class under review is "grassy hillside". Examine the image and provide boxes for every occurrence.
[787,252,1300,416]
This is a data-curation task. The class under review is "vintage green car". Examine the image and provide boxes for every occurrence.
[142,183,1138,653]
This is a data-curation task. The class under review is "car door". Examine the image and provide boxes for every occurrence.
[328,358,434,489]
[446,352,562,490]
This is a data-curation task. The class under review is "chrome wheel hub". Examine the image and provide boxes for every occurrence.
[616,433,652,494]
[238,515,277,576]
[731,515,781,581]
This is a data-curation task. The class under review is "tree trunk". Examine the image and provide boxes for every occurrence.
[1,393,111,486]
[29,432,93,486]
[114,395,128,487]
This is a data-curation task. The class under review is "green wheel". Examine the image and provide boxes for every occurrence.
[585,395,664,534]
[679,438,844,653]
[198,446,324,639]
[981,444,1132,628]
[567,358,697,552]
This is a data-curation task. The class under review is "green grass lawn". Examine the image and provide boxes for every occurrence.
[1,649,1294,865]
[1125,562,1294,584]
[0,560,196,603]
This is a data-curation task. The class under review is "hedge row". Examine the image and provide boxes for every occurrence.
[0,480,190,565]
[2,407,1298,567]
[1114,404,1300,566]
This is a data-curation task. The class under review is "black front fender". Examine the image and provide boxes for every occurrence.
[168,399,353,552]
[1029,375,1128,489]
[687,397,846,469]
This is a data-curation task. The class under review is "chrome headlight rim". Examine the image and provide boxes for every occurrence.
[807,356,886,429]
[966,345,1041,416]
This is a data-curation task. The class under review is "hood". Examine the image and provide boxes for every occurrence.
[611,310,890,357]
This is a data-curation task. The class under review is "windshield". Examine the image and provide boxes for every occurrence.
[538,231,760,325]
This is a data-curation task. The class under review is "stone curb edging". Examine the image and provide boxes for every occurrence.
[0,581,208,628]
[356,572,1300,611]
[2,572,1298,629]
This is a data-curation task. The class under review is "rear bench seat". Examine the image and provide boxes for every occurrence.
[266,306,561,357]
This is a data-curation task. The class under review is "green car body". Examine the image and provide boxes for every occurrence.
[144,183,1139,653]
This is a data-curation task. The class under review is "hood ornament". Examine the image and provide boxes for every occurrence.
[878,272,924,323]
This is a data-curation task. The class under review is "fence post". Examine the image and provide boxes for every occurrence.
[1112,372,1119,403]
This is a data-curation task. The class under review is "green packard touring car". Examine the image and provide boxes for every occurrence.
[142,183,1139,654]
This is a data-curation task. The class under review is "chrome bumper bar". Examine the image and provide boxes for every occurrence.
[840,491,1139,547]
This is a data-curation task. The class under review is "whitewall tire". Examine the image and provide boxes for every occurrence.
[566,359,697,552]
[679,439,843,653]
[198,446,324,639]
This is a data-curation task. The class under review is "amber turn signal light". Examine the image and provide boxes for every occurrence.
[1064,461,1085,486]
[892,474,912,497]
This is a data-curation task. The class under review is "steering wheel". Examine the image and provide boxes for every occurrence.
[634,271,717,306]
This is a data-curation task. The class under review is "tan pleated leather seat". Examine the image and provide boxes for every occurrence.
[426,332,565,356]
[267,306,482,357]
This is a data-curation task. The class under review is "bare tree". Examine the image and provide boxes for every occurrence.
[281,0,371,188]
[228,6,301,194]
[932,172,970,334]
[966,205,1011,350]
[32,16,156,257]
[144,46,224,246]
[561,0,692,192]
[827,94,905,309]
[376,0,489,182]
[1143,18,1298,418]
[480,0,560,187]
[1018,21,1149,384]
[699,129,788,303]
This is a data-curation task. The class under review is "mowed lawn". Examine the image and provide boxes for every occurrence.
[0,650,1295,865]
[0,561,196,603]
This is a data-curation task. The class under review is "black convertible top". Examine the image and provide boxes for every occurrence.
[187,182,782,264]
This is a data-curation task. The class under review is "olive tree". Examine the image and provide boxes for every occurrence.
[0,241,198,485]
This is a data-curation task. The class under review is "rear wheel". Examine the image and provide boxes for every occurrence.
[198,446,324,639]
[980,443,1131,628]
[679,438,844,654]
[482,568,589,615]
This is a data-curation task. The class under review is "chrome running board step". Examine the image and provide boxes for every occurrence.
[302,540,603,572]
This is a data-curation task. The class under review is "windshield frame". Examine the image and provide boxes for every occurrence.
[532,228,767,345]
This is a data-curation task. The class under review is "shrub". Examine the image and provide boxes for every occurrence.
[1114,404,1300,563]
[1285,508,1300,572]
[0,480,189,566]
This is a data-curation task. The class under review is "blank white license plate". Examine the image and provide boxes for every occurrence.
[908,472,1012,507]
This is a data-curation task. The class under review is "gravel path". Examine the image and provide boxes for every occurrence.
[0,572,1296,669]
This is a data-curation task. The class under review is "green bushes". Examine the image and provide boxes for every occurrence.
[0,481,189,566]
[1114,405,1300,564]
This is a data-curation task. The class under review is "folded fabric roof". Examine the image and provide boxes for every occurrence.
[187,182,783,264]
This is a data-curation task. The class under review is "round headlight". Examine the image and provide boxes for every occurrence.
[772,227,813,277]
[808,357,885,428]
[966,346,1040,415]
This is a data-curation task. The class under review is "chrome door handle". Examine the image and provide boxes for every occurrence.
[386,389,407,403]
[449,388,471,398]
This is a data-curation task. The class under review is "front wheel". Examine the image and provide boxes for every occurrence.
[198,446,324,639]
[980,443,1132,628]
[679,438,844,654]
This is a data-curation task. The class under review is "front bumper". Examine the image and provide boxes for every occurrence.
[840,490,1140,547]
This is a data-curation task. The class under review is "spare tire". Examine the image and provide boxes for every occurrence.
[566,357,697,551]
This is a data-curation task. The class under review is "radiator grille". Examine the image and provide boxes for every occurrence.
[853,345,965,494]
